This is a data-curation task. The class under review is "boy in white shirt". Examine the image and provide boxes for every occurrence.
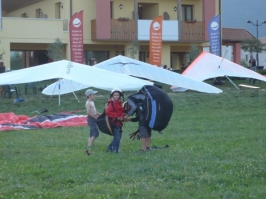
[85,89,100,154]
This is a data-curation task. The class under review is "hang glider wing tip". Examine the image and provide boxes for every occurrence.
[170,86,223,94]
[208,89,223,94]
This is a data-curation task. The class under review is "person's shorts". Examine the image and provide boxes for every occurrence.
[87,117,99,138]
[139,125,151,138]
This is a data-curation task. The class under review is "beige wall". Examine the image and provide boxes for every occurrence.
[161,44,171,67]
[112,1,134,19]
[215,0,221,14]
[6,0,70,19]
[0,0,210,69]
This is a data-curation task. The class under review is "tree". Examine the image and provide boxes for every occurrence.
[240,38,263,61]
[0,49,5,61]
[127,40,140,59]
[187,43,200,64]
[0,40,6,61]
[46,37,64,61]
[241,59,249,68]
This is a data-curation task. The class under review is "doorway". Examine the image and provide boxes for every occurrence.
[171,52,187,72]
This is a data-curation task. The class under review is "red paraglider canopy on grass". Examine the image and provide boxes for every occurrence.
[0,112,87,132]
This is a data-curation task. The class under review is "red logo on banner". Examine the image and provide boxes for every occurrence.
[69,10,84,63]
[149,16,162,66]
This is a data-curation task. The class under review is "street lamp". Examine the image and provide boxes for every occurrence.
[247,20,266,66]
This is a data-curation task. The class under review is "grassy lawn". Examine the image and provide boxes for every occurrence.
[0,79,266,198]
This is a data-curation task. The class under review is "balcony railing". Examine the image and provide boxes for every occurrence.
[179,21,205,42]
[91,19,135,41]
[91,19,205,42]
[111,19,136,40]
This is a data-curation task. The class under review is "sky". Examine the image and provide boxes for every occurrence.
[222,0,266,38]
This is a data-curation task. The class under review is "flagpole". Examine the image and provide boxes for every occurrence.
[219,0,222,57]
[177,0,181,40]
[134,0,138,41]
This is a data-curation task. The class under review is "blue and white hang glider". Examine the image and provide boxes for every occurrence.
[94,55,222,94]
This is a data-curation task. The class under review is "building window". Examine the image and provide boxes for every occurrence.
[182,5,193,21]
[36,8,43,18]
[10,50,47,69]
[139,52,145,62]
[84,51,109,66]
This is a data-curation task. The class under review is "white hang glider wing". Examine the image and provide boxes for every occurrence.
[0,60,153,92]
[94,55,222,94]
[42,79,89,95]
[171,52,266,92]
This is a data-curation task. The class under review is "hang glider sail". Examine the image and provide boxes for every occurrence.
[171,52,266,92]
[42,79,88,95]
[94,55,222,94]
[0,60,153,92]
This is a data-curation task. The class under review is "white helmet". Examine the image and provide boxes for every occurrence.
[111,88,122,96]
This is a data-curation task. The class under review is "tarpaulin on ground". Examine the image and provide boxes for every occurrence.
[0,112,87,132]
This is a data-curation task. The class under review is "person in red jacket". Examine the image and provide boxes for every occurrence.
[105,88,126,153]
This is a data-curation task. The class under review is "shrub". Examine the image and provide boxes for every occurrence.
[241,59,249,68]
[257,69,266,75]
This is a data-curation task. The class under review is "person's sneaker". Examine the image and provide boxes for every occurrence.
[150,146,159,150]
[139,149,150,152]
[85,150,91,156]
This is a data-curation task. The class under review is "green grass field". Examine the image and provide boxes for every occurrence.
[1,79,266,198]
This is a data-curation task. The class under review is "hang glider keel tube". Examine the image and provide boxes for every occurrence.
[219,50,239,90]
[225,76,239,90]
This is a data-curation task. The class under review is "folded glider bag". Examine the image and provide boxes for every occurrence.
[127,85,173,132]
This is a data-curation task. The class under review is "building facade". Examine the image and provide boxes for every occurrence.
[0,0,220,70]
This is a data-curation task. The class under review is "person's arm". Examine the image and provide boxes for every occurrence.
[123,112,140,122]
[130,116,139,122]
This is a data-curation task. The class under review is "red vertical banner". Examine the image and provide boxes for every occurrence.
[69,10,84,63]
[149,16,163,66]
